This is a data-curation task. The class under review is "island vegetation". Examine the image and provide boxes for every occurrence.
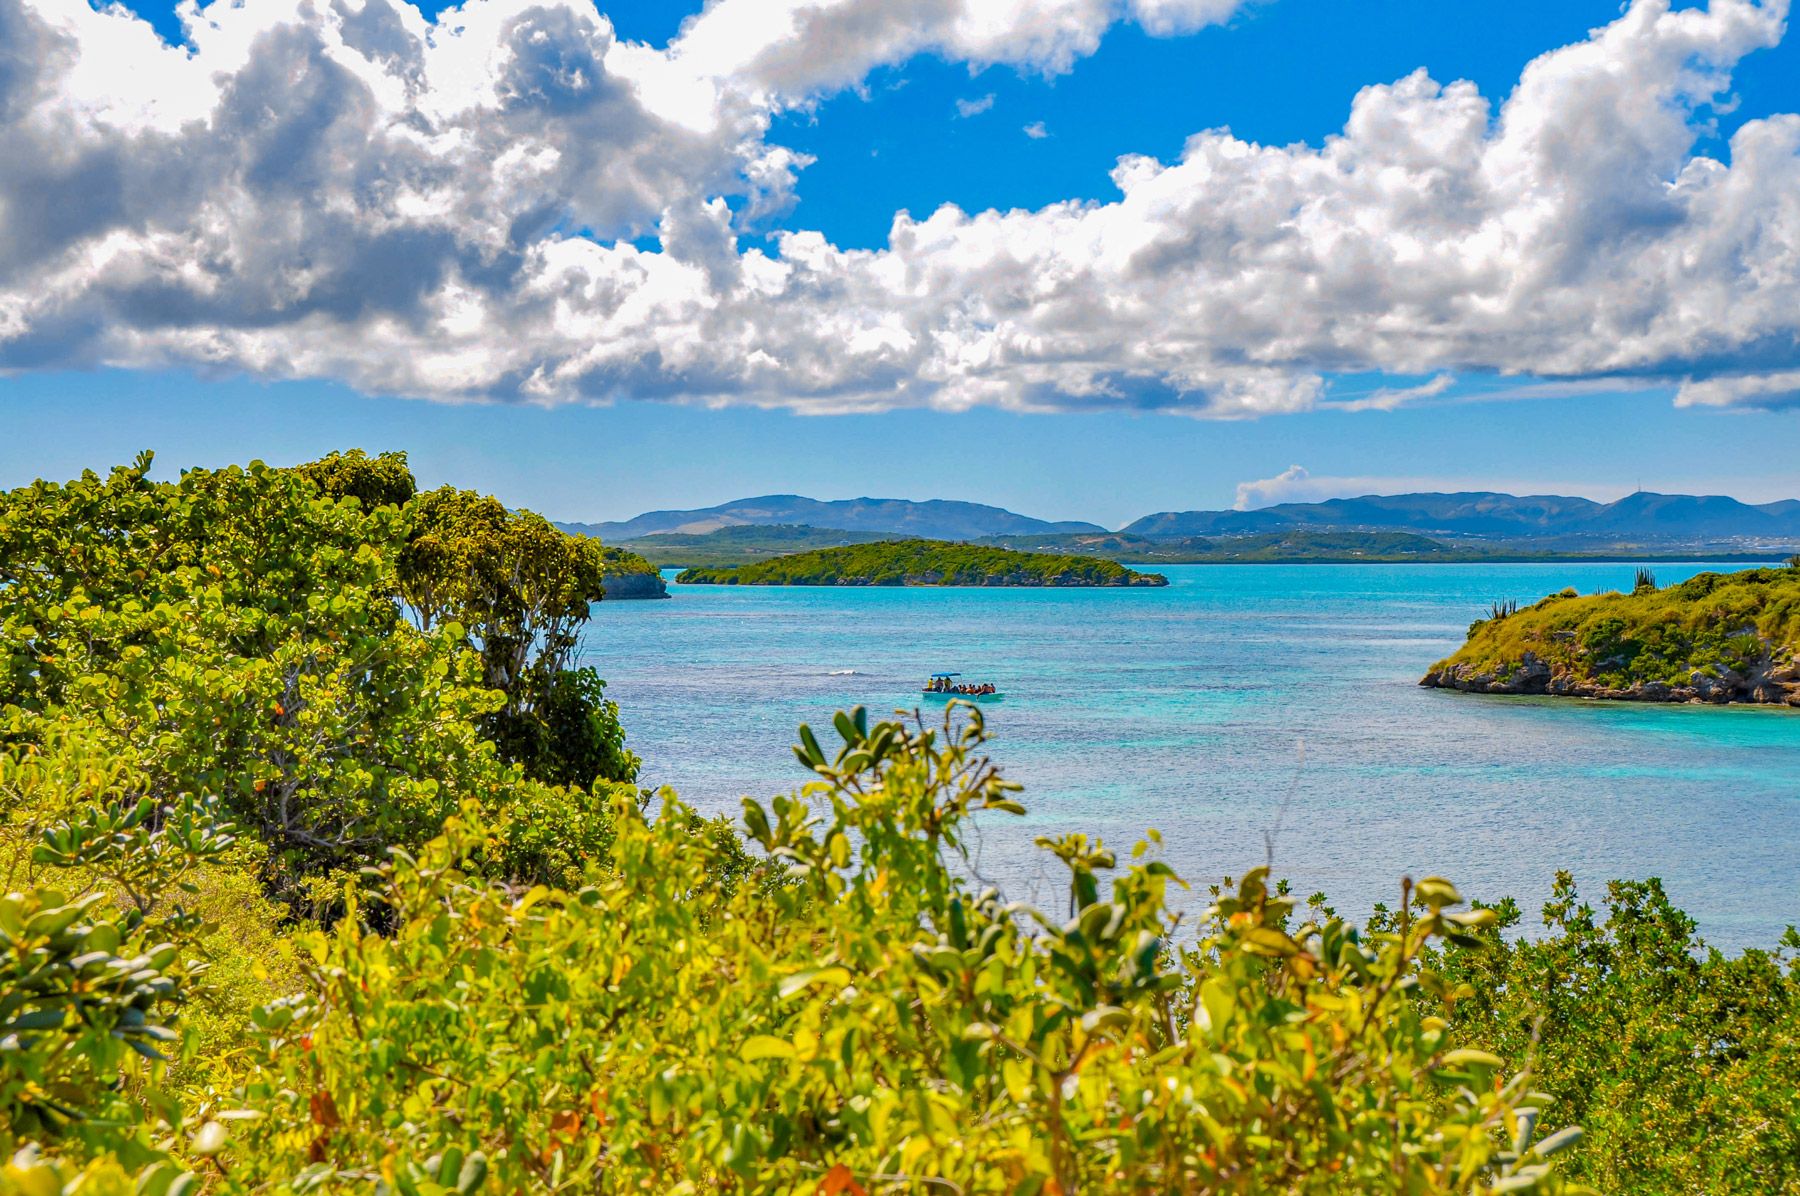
[594,543,669,598]
[1,453,1796,1193]
[676,538,1169,586]
[1423,564,1800,703]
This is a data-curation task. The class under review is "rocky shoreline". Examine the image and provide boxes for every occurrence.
[1421,651,1800,706]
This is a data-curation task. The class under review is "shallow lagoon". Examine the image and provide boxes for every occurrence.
[583,563,1800,948]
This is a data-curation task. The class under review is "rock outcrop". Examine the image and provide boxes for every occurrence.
[601,571,669,600]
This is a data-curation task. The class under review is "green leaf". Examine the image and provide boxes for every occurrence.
[778,966,850,1000]
[739,1035,795,1062]
[1532,1126,1584,1157]
[190,1120,228,1156]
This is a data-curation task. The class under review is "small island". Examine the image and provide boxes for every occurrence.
[598,544,669,599]
[1422,565,1800,705]
[674,539,1168,587]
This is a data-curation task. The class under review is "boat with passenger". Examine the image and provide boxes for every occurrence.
[921,672,1003,701]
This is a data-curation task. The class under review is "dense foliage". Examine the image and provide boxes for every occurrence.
[1428,879,1800,1193]
[1,454,1794,1194]
[676,539,1168,587]
[0,454,641,907]
[1423,565,1800,701]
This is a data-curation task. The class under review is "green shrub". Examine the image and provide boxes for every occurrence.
[222,708,1578,1194]
[1429,877,1800,1194]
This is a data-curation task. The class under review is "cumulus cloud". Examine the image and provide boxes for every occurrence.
[956,93,996,118]
[667,0,1250,102]
[1235,465,1316,509]
[0,0,1798,417]
[1231,465,1475,509]
[1022,120,1050,139]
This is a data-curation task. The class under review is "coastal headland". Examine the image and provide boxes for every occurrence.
[1422,566,1800,705]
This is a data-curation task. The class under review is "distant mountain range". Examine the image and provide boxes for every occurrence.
[1122,491,1800,542]
[561,490,1800,548]
[559,494,1104,541]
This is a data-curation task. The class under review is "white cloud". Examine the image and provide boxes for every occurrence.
[955,93,995,118]
[1022,119,1049,138]
[1235,465,1318,509]
[660,0,1246,104]
[1674,370,1800,409]
[0,0,1798,418]
[1325,374,1455,413]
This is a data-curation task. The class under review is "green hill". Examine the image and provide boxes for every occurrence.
[675,538,1168,587]
[616,523,904,568]
[1422,565,1800,703]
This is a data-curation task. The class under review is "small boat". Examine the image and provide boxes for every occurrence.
[921,672,1004,701]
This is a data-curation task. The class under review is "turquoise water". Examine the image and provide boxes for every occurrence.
[581,564,1800,949]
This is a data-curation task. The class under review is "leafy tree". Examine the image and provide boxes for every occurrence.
[0,460,502,905]
[292,449,417,511]
[401,486,637,787]
[0,456,636,910]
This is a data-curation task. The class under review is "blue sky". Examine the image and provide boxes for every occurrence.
[4,0,1800,526]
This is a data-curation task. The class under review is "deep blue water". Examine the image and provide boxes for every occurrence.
[580,563,1800,949]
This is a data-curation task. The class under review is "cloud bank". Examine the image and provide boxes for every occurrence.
[1,0,1798,416]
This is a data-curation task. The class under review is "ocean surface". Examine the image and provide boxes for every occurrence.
[581,563,1800,949]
